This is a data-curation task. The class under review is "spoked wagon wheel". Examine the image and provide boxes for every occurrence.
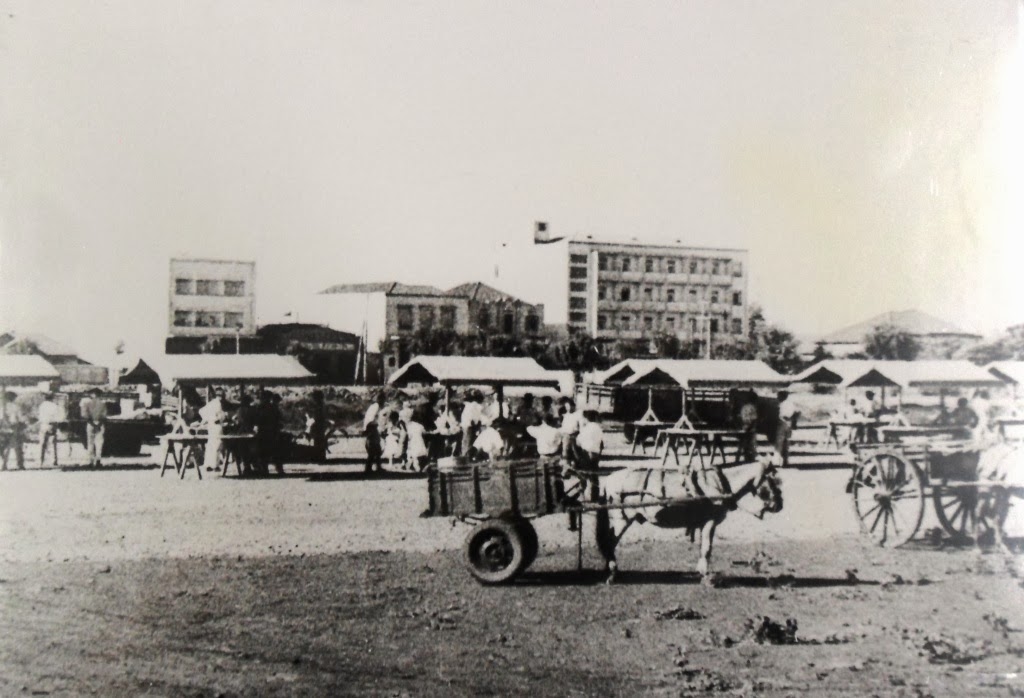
[851,450,925,547]
[934,486,1008,545]
[463,519,529,584]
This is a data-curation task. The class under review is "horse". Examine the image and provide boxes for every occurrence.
[593,458,783,583]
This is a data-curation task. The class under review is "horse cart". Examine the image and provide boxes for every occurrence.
[848,439,1023,547]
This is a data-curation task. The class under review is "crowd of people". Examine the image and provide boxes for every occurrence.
[360,391,605,476]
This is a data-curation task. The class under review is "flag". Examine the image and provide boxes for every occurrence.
[533,221,563,245]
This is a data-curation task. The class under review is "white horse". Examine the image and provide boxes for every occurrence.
[593,459,783,583]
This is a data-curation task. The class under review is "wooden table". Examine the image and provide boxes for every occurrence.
[159,434,207,479]
[219,434,256,476]
[877,425,970,444]
[629,421,676,455]
[995,417,1024,441]
[825,419,880,449]
[660,428,748,469]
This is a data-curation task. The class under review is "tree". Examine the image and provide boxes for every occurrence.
[863,324,921,361]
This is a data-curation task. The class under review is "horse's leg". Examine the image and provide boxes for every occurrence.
[697,518,718,581]
[596,508,629,584]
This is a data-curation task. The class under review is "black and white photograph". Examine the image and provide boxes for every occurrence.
[2,1,1024,695]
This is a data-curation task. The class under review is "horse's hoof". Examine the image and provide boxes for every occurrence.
[606,571,617,585]
[701,572,722,588]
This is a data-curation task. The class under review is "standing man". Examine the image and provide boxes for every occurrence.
[309,390,328,464]
[738,391,759,463]
[199,389,226,472]
[774,390,796,468]
[80,388,107,467]
[1,392,26,470]
[459,391,484,456]
[558,397,582,463]
[38,392,64,467]
[363,393,385,474]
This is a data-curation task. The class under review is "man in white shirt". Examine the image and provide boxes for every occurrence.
[460,391,485,455]
[527,414,563,458]
[37,392,64,467]
[199,390,226,471]
[558,398,582,461]
[775,391,797,467]
[970,389,993,442]
[473,424,507,460]
[363,394,386,473]
[573,410,605,500]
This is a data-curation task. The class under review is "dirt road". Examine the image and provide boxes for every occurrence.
[1,448,1023,695]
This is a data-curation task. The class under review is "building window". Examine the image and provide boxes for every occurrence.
[597,315,608,330]
[689,260,698,274]
[478,308,490,327]
[710,318,719,333]
[569,266,588,279]
[666,260,676,274]
[620,315,631,330]
[569,311,587,323]
[598,254,608,271]
[419,305,435,329]
[397,305,414,331]
[666,288,676,303]
[688,288,697,300]
[645,258,654,273]
[569,297,587,309]
[224,312,244,329]
[597,285,606,301]
[712,261,721,275]
[570,253,588,264]
[644,316,654,330]
[732,318,743,334]
[501,313,513,333]
[690,318,698,333]
[173,310,192,327]
[621,257,631,272]
[666,316,676,330]
[174,278,193,295]
[710,290,720,304]
[196,312,222,328]
[223,280,245,297]
[525,314,540,333]
[620,287,631,302]
[440,305,457,330]
[570,281,587,293]
[196,279,219,296]
[643,287,653,301]
[733,261,743,277]
[733,291,742,306]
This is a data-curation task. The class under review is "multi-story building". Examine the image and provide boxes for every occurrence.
[566,238,748,344]
[300,281,544,377]
[168,258,256,338]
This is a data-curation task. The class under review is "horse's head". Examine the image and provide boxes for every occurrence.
[754,463,784,516]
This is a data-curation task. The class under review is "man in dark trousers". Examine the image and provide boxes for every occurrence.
[254,390,284,475]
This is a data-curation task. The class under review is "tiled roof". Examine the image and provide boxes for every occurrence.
[2,332,79,358]
[319,282,447,296]
[0,355,61,380]
[446,282,527,303]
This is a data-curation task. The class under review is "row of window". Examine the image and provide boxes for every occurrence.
[173,310,246,329]
[593,285,742,305]
[573,253,742,277]
[596,314,744,334]
[396,304,458,331]
[175,278,247,297]
[477,308,541,334]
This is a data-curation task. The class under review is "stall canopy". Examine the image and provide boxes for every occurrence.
[791,360,881,386]
[845,361,1004,390]
[986,361,1024,386]
[122,354,313,387]
[388,356,560,388]
[589,359,662,386]
[621,360,788,389]
[0,355,61,385]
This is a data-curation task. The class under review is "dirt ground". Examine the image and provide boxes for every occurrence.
[2,439,1024,696]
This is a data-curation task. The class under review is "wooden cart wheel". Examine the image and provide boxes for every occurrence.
[516,519,539,570]
[851,450,925,547]
[934,486,1007,545]
[463,519,528,584]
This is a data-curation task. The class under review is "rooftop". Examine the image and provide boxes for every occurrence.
[319,282,447,296]
[568,235,746,254]
[819,310,981,344]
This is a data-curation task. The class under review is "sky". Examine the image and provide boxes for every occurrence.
[1,1,1022,365]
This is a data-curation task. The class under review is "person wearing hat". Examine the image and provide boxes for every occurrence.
[79,388,108,467]
[37,391,64,467]
[1,391,27,470]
